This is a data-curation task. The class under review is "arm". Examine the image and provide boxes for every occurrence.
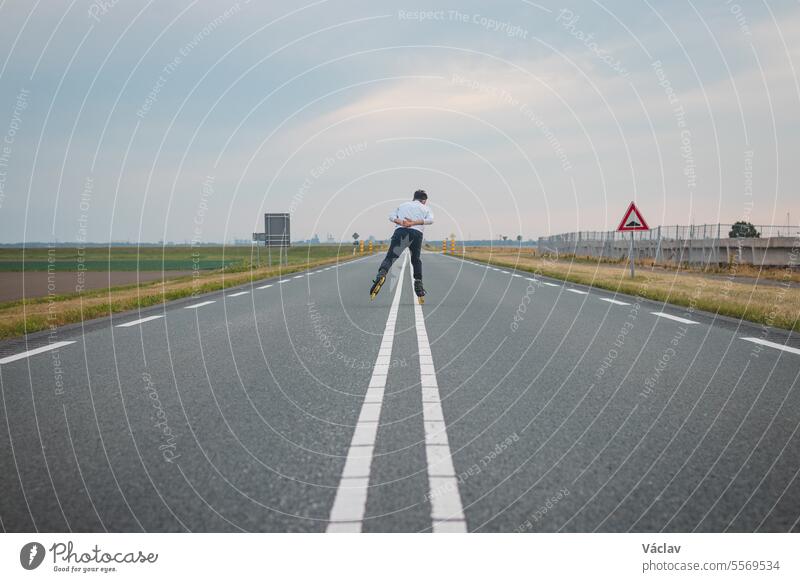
[407,208,434,226]
[398,208,433,226]
[388,208,404,226]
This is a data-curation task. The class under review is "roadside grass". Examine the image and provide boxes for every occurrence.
[0,245,371,340]
[459,247,800,332]
[456,245,800,284]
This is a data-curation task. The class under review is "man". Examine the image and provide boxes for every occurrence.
[370,189,434,303]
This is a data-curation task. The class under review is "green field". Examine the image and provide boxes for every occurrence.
[0,245,349,272]
[0,244,373,339]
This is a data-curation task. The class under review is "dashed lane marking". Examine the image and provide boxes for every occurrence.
[184,301,216,309]
[740,337,800,356]
[115,315,164,328]
[0,341,76,365]
[651,312,698,325]
[599,298,631,306]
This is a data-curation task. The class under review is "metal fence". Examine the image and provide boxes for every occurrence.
[538,224,800,267]
[540,224,799,245]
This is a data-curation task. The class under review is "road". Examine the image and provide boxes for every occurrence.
[1,251,799,532]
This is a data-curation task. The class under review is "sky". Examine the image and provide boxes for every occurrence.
[0,0,798,244]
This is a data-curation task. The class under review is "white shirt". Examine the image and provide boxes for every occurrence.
[388,200,434,233]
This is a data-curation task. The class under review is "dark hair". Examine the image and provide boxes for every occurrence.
[413,189,428,201]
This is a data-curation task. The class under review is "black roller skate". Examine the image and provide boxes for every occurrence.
[414,279,426,304]
[370,271,386,301]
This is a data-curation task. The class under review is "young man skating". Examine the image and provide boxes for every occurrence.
[370,189,434,303]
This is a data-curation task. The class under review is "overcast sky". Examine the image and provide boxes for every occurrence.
[0,0,798,243]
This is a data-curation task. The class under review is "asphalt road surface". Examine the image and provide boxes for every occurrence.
[1,251,799,532]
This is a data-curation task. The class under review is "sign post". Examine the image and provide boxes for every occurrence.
[616,201,649,278]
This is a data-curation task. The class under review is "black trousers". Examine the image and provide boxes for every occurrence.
[378,228,423,280]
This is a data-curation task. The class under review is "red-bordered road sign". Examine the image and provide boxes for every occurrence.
[617,201,649,231]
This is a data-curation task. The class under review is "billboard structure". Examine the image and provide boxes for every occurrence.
[264,213,290,247]
[252,213,290,266]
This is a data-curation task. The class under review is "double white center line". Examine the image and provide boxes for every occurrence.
[327,254,408,532]
[327,254,467,532]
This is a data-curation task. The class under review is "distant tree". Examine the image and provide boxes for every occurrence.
[502,235,508,241]
[729,221,760,238]
[516,235,523,242]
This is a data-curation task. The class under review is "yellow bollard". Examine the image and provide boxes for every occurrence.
[359,240,364,254]
[369,240,373,254]
[450,239,456,254]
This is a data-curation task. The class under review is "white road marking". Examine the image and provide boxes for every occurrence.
[512,273,522,278]
[115,315,164,328]
[184,300,216,309]
[566,289,588,295]
[599,298,631,306]
[293,275,304,279]
[541,282,560,287]
[256,284,273,290]
[327,254,409,533]
[526,277,538,282]
[226,291,250,298]
[500,270,510,274]
[279,279,291,284]
[411,266,468,533]
[651,312,698,325]
[741,337,800,356]
[0,341,76,365]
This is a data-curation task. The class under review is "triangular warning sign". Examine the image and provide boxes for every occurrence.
[617,201,649,231]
